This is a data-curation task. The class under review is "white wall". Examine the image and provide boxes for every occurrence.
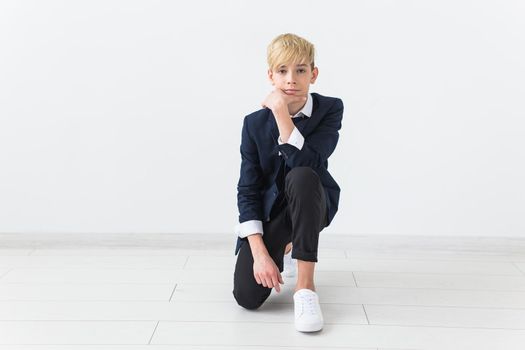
[0,0,524,236]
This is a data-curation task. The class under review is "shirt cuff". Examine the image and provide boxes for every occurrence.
[277,126,304,150]
[234,220,264,238]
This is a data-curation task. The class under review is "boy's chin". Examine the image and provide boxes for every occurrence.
[282,90,301,95]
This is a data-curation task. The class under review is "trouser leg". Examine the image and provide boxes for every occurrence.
[284,166,327,263]
[232,205,291,310]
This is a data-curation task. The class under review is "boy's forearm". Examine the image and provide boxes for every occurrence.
[247,234,270,260]
[273,107,294,143]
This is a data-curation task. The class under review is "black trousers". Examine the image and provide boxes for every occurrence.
[232,166,328,310]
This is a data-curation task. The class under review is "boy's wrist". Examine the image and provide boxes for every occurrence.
[247,234,270,260]
[273,108,292,128]
[272,104,289,118]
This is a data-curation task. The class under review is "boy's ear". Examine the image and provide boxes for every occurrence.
[310,67,319,84]
[267,69,274,84]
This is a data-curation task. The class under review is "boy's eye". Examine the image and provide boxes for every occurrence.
[279,69,305,74]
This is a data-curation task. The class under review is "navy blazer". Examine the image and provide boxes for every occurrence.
[235,92,344,255]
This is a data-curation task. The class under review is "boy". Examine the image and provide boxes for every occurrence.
[232,33,343,333]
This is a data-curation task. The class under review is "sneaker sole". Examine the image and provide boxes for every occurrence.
[295,322,323,332]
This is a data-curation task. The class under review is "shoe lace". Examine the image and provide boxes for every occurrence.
[299,293,317,316]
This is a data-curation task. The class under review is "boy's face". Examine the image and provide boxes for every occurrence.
[267,62,318,97]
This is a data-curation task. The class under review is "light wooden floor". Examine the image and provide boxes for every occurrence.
[1,233,525,349]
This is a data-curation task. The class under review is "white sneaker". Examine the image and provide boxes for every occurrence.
[293,288,324,332]
[282,249,296,277]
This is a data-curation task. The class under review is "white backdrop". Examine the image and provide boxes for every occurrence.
[0,0,524,236]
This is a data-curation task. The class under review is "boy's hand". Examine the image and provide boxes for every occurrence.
[253,254,285,293]
[261,88,307,113]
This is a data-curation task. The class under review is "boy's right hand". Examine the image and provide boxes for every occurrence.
[261,88,307,113]
[253,254,284,293]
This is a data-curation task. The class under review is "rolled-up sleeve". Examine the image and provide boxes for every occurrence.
[234,220,264,238]
[277,126,305,151]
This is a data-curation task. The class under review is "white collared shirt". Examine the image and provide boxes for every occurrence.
[235,93,313,239]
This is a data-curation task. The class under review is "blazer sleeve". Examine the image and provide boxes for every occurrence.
[277,98,344,169]
[237,116,265,225]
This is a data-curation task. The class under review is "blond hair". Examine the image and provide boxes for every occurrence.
[267,33,315,72]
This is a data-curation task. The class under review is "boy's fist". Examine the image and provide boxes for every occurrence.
[261,88,307,113]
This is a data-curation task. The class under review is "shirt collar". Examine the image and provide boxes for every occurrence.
[291,92,313,118]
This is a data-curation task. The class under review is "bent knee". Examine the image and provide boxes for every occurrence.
[285,166,320,186]
[232,288,268,310]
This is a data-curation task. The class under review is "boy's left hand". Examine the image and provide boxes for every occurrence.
[261,88,307,113]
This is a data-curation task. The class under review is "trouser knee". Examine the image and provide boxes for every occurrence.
[232,287,269,310]
[285,166,322,192]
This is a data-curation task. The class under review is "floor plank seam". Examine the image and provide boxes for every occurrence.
[352,271,358,287]
[362,304,370,324]
[168,283,177,302]
[147,320,159,345]
[511,262,525,276]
